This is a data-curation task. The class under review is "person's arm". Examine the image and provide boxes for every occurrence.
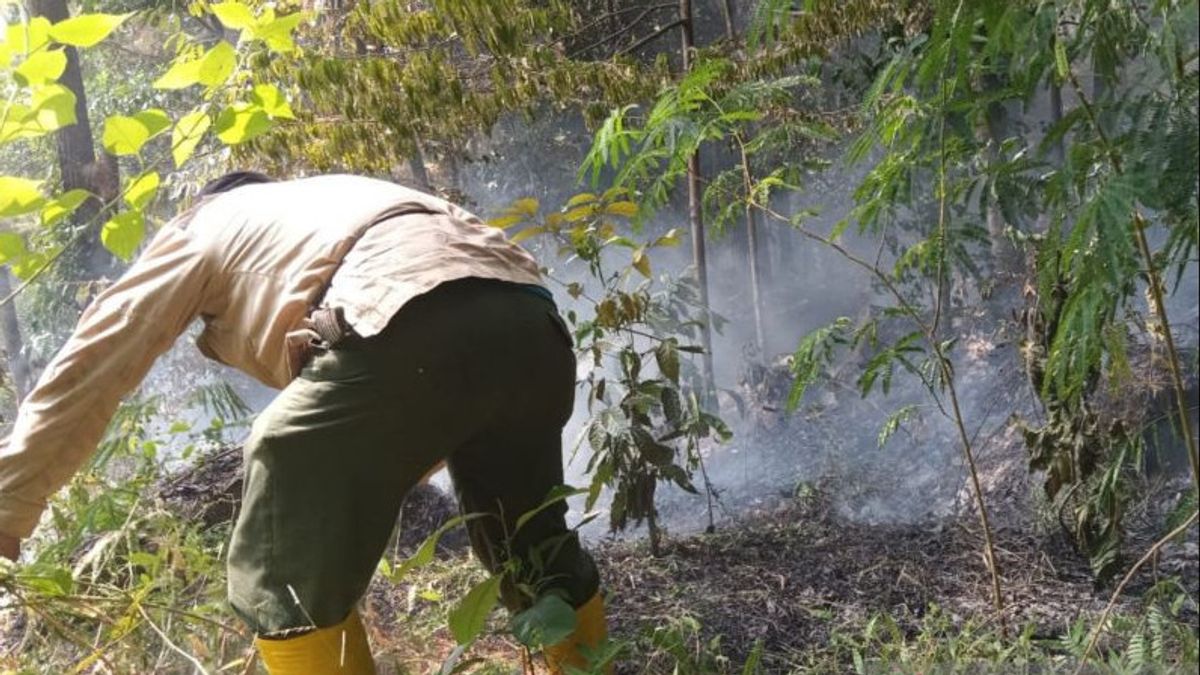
[0,223,212,547]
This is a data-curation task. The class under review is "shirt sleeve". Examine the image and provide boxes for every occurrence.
[0,223,211,538]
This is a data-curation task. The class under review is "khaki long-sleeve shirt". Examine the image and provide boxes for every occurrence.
[0,174,542,538]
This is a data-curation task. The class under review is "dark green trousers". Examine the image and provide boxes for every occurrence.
[227,278,599,635]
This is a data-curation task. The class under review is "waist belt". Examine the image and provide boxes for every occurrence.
[310,306,358,348]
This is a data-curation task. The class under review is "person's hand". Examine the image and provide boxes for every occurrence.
[0,532,19,562]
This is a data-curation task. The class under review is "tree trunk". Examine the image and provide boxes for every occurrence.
[407,135,434,193]
[718,0,736,41]
[32,0,116,280]
[679,0,716,392]
[0,272,33,402]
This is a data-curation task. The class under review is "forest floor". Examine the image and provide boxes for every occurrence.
[362,482,1199,674]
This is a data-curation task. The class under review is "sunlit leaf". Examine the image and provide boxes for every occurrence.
[488,214,524,229]
[566,193,597,207]
[101,211,145,261]
[31,83,77,132]
[214,104,270,145]
[253,12,304,53]
[512,197,539,216]
[5,17,53,55]
[48,13,131,48]
[0,232,27,265]
[211,2,257,31]
[102,115,150,156]
[0,176,45,217]
[41,189,91,226]
[133,109,171,137]
[172,111,211,167]
[198,41,236,87]
[125,172,160,210]
[652,228,681,248]
[13,49,66,86]
[153,57,202,90]
[251,84,295,120]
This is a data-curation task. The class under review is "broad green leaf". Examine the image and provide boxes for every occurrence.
[510,225,546,244]
[251,83,295,119]
[253,12,304,53]
[448,575,503,645]
[125,172,160,210]
[5,17,53,55]
[101,211,145,261]
[10,250,49,279]
[655,340,680,384]
[153,57,202,90]
[514,486,587,534]
[510,595,576,648]
[172,111,211,167]
[0,176,45,217]
[211,2,257,31]
[604,201,638,218]
[31,84,77,132]
[566,193,597,207]
[48,13,131,48]
[214,104,270,145]
[133,109,171,137]
[0,232,27,265]
[102,115,150,156]
[0,104,38,143]
[14,49,66,86]
[41,189,91,226]
[198,41,236,87]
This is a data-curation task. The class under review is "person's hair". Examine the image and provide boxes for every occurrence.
[198,171,274,197]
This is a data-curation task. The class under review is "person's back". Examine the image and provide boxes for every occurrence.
[0,173,610,675]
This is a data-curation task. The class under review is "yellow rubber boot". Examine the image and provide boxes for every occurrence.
[254,610,377,675]
[544,593,613,674]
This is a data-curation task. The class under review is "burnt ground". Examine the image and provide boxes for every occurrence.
[353,480,1198,674]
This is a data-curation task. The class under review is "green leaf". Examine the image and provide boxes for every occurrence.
[172,111,211,167]
[14,49,67,86]
[198,41,236,87]
[211,2,257,31]
[101,211,145,261]
[448,575,503,645]
[31,84,77,132]
[124,172,160,210]
[510,595,577,648]
[652,228,681,247]
[655,339,680,384]
[631,248,650,278]
[5,17,53,55]
[0,232,28,265]
[41,189,91,226]
[604,201,638,218]
[0,176,45,217]
[514,486,586,534]
[566,193,597,207]
[488,214,525,229]
[48,13,131,48]
[133,109,172,137]
[102,115,150,156]
[251,84,295,120]
[1053,39,1069,82]
[253,12,305,53]
[153,57,202,90]
[214,104,270,145]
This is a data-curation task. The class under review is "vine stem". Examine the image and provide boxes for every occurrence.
[1070,509,1198,675]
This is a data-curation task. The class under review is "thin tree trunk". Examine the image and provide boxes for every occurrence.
[679,0,715,393]
[32,0,116,279]
[1048,81,1065,167]
[407,135,433,192]
[718,0,736,41]
[738,141,766,356]
[0,272,33,401]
